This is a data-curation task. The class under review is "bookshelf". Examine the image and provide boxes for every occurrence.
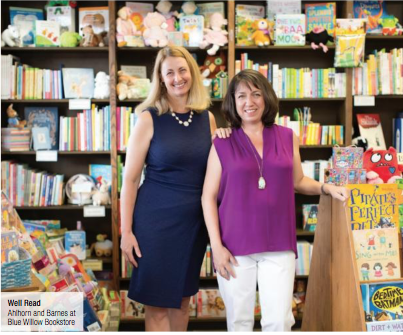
[2,0,403,331]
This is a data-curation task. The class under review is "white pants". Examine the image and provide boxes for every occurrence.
[217,251,295,332]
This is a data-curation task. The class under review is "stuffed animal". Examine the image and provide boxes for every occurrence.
[200,51,227,79]
[143,12,169,47]
[91,177,111,206]
[116,6,140,47]
[306,26,334,53]
[379,15,399,36]
[117,70,151,100]
[250,19,271,47]
[199,12,228,55]
[80,25,107,47]
[1,25,20,47]
[60,31,81,47]
[93,234,113,257]
[177,1,198,18]
[156,0,178,32]
[363,147,403,184]
[94,71,110,99]
[7,104,27,129]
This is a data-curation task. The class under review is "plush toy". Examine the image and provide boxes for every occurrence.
[379,15,399,36]
[94,72,110,99]
[116,6,140,47]
[1,25,20,47]
[306,26,334,53]
[200,51,227,79]
[80,25,107,47]
[143,12,169,47]
[60,31,81,47]
[45,1,77,9]
[363,147,403,184]
[199,12,228,55]
[156,0,178,32]
[250,19,271,47]
[93,234,113,257]
[7,104,27,129]
[91,177,111,206]
[117,70,151,100]
[177,1,199,18]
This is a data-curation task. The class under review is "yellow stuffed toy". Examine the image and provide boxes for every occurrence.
[250,19,272,47]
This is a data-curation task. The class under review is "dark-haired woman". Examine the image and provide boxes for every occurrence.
[202,69,349,332]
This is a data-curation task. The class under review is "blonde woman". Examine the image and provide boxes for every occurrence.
[120,46,217,331]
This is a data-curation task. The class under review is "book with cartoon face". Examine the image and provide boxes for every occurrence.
[1,231,19,263]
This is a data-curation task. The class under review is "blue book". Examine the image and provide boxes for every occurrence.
[24,107,59,150]
[353,1,388,34]
[10,7,44,46]
[65,231,86,260]
[89,164,112,186]
[62,68,94,99]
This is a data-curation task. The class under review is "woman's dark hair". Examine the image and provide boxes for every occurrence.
[221,69,279,128]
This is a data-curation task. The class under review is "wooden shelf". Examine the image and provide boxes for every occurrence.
[2,99,110,103]
[14,205,112,210]
[279,98,345,101]
[296,229,315,237]
[299,145,333,149]
[366,35,403,40]
[117,46,228,52]
[1,47,109,52]
[236,45,335,50]
[1,151,111,155]
[87,256,112,263]
[119,98,224,103]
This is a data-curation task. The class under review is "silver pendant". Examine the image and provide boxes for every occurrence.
[258,177,266,190]
[184,121,189,127]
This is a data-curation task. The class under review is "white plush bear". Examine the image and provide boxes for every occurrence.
[94,71,110,99]
[1,25,20,47]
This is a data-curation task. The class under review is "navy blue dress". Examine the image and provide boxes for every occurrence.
[128,108,211,308]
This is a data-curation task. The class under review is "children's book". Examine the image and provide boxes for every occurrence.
[120,65,147,78]
[361,281,403,323]
[65,230,86,260]
[354,228,400,281]
[347,184,400,230]
[305,2,336,36]
[267,0,301,19]
[357,114,386,150]
[35,20,60,47]
[31,127,52,151]
[179,15,204,47]
[24,107,59,150]
[235,4,265,46]
[367,320,403,332]
[275,14,306,46]
[125,2,154,31]
[302,204,318,231]
[353,1,388,34]
[47,6,76,34]
[62,68,94,99]
[198,2,225,27]
[10,6,44,47]
[89,164,112,186]
[1,231,19,263]
[197,289,226,318]
[188,294,197,317]
[79,7,109,35]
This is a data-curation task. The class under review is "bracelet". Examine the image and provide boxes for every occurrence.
[321,183,328,195]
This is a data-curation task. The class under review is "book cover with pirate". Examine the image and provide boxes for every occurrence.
[361,281,403,330]
[353,228,400,282]
[347,184,399,230]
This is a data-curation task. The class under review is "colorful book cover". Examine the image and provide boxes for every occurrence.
[305,2,336,36]
[302,204,318,232]
[179,15,204,47]
[188,294,197,317]
[35,20,60,47]
[354,228,400,281]
[10,6,44,47]
[197,289,226,318]
[267,0,301,19]
[347,184,399,230]
[120,65,147,78]
[235,4,265,46]
[1,231,19,263]
[357,114,387,150]
[125,2,154,31]
[361,281,403,323]
[198,2,225,27]
[367,320,403,332]
[275,14,306,46]
[89,164,112,186]
[47,6,76,34]
[79,7,109,35]
[24,107,59,150]
[62,68,94,99]
[353,1,388,34]
[65,231,86,260]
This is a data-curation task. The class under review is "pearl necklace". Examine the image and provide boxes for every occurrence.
[171,111,194,127]
[244,131,266,190]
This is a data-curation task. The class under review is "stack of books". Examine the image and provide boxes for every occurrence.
[1,128,30,151]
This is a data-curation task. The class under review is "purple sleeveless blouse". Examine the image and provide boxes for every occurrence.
[213,125,297,257]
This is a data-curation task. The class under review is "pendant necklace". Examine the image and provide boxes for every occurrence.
[244,131,266,190]
[171,110,193,127]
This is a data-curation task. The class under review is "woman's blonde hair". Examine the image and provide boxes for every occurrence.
[135,46,210,115]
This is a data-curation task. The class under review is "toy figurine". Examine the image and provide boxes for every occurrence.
[250,19,271,47]
[1,25,20,47]
[7,104,27,129]
[306,26,334,53]
[93,234,113,257]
